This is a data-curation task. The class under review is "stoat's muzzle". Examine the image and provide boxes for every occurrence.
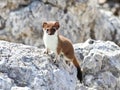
[42,21,60,35]
[46,28,56,35]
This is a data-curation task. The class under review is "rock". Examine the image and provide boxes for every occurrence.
[98,0,107,4]
[0,16,5,29]
[0,0,119,48]
[2,1,82,47]
[98,0,120,16]
[0,0,31,19]
[0,39,120,90]
[5,0,83,47]
[42,0,67,9]
[5,1,47,47]
[80,4,120,46]
[0,73,13,90]
[11,86,31,90]
[74,39,120,90]
[0,40,77,90]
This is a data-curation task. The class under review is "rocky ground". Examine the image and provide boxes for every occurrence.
[75,39,120,90]
[0,40,77,90]
[0,40,120,90]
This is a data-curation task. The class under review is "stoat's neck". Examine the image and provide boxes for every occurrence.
[43,31,59,53]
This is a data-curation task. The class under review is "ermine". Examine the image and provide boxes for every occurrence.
[42,21,82,82]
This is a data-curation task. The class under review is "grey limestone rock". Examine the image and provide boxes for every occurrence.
[0,40,77,90]
[74,39,120,90]
[0,39,120,90]
[0,0,119,47]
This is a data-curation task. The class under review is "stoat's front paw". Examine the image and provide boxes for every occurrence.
[43,48,49,54]
[53,59,59,67]
[53,58,57,63]
[53,55,60,63]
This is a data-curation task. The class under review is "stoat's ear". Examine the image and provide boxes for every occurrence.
[54,22,60,30]
[42,22,47,28]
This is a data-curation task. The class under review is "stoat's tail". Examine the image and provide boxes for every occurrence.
[73,56,82,83]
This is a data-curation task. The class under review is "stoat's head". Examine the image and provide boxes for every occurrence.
[42,21,60,35]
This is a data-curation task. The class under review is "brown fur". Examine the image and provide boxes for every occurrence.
[42,22,59,35]
[57,35,82,82]
[42,21,82,82]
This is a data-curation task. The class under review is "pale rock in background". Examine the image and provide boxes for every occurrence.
[0,0,119,47]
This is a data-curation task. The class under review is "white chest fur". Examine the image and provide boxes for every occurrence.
[43,31,58,53]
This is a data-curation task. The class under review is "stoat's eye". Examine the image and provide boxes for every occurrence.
[46,29,49,32]
[52,28,56,31]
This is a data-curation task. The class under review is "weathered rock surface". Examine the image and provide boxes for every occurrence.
[0,0,120,48]
[0,39,120,90]
[98,0,120,16]
[0,40,77,90]
[74,39,120,90]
